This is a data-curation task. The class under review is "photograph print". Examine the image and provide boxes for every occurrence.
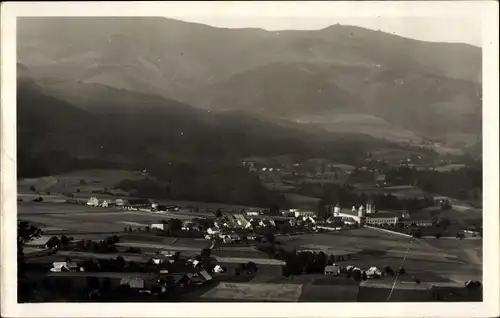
[12,2,487,305]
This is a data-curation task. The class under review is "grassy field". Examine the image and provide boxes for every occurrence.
[18,169,262,214]
[18,199,481,289]
[199,282,303,302]
[283,193,321,210]
[17,202,213,234]
[18,169,145,194]
[276,228,482,284]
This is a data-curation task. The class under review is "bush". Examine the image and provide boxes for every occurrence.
[384,266,395,276]
[435,232,442,239]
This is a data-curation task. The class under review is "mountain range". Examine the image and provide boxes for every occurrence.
[17,16,482,165]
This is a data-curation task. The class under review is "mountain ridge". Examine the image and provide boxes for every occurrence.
[17,17,482,148]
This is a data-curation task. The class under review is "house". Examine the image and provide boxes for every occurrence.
[399,219,433,228]
[157,273,191,290]
[246,233,257,241]
[259,219,274,227]
[246,211,260,217]
[182,221,193,231]
[207,227,220,235]
[365,266,382,278]
[44,272,159,292]
[365,210,410,226]
[127,199,157,210]
[223,214,236,226]
[100,200,109,208]
[86,197,99,207]
[365,216,399,226]
[151,223,165,231]
[324,265,340,276]
[213,264,226,273]
[229,233,241,242]
[189,270,213,285]
[25,235,55,249]
[50,261,82,272]
[120,277,145,289]
[115,199,125,207]
[233,214,251,228]
[294,210,316,218]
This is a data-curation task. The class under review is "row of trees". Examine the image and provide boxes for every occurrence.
[74,236,120,253]
[114,161,290,209]
[386,166,482,201]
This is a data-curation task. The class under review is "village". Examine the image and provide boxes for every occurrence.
[18,187,483,302]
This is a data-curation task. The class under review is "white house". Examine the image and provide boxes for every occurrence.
[246,211,260,217]
[214,264,226,273]
[100,200,109,208]
[207,227,220,235]
[294,210,316,218]
[366,266,382,278]
[151,223,165,231]
[86,197,99,207]
[50,262,82,272]
[115,199,125,207]
[324,264,340,276]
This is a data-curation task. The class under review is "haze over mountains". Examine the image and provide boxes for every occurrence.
[17,17,482,161]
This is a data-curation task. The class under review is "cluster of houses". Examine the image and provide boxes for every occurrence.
[85,197,185,213]
[86,197,125,208]
[45,266,215,298]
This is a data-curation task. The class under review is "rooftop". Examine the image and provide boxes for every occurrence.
[367,210,407,218]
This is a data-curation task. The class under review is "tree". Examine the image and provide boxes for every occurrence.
[29,185,36,192]
[398,267,406,275]
[435,232,442,239]
[246,261,258,274]
[86,276,101,293]
[281,265,290,277]
[362,271,368,281]
[115,256,126,271]
[167,218,182,234]
[439,217,451,230]
[173,251,181,262]
[353,270,362,281]
[384,266,394,276]
[317,199,328,221]
[215,209,223,218]
[264,232,276,245]
[61,235,70,246]
[269,203,280,215]
[46,236,61,249]
[17,221,43,301]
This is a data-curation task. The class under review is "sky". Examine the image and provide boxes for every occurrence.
[171,16,482,47]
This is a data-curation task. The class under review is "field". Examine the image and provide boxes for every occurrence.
[19,199,482,301]
[283,193,321,209]
[18,169,262,213]
[198,282,304,302]
[277,228,482,284]
[18,169,145,194]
